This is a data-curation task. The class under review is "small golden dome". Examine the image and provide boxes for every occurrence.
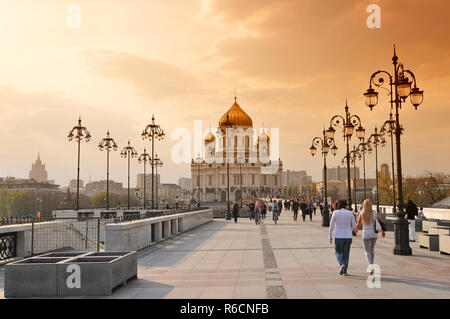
[219,97,253,129]
[204,132,216,144]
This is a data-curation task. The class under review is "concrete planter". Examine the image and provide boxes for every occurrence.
[4,251,137,298]
[418,233,439,251]
[439,234,450,255]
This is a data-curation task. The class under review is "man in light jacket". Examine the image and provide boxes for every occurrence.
[329,199,356,276]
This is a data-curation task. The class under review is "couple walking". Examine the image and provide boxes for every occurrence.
[328,198,385,276]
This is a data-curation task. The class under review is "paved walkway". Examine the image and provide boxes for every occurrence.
[1,209,449,299]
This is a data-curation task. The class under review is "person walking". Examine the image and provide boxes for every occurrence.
[249,202,255,220]
[300,200,307,221]
[313,202,317,215]
[292,199,299,221]
[254,201,261,225]
[232,202,240,223]
[405,199,419,242]
[418,206,424,219]
[307,201,313,221]
[273,201,279,224]
[261,202,267,219]
[354,199,385,275]
[328,199,356,276]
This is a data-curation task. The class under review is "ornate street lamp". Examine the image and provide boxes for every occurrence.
[364,46,423,255]
[367,127,386,215]
[380,111,398,214]
[138,149,151,209]
[120,140,138,210]
[68,117,91,210]
[194,153,204,207]
[357,141,369,200]
[98,130,118,210]
[310,128,338,226]
[142,115,165,209]
[237,161,244,207]
[327,101,365,210]
[348,146,361,212]
[218,114,234,220]
[152,154,163,208]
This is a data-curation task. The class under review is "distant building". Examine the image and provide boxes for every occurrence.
[83,180,124,196]
[315,180,347,201]
[159,183,181,205]
[29,153,48,183]
[282,170,312,186]
[69,179,84,190]
[136,174,160,197]
[178,177,191,192]
[380,163,390,178]
[324,165,360,182]
[0,177,59,191]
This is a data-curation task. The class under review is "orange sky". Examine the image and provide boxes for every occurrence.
[0,0,449,186]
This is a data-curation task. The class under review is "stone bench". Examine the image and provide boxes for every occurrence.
[429,226,450,236]
[422,220,439,233]
[439,234,450,255]
[418,233,439,251]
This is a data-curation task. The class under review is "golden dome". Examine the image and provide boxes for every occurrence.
[204,131,216,144]
[219,97,253,129]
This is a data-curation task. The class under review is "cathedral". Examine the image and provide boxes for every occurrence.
[191,96,283,203]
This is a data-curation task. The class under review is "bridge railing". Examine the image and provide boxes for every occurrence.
[0,217,101,263]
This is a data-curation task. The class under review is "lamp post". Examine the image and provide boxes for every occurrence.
[153,154,163,208]
[141,115,165,209]
[120,140,138,210]
[138,149,151,209]
[327,101,365,210]
[348,146,361,212]
[357,141,368,200]
[363,46,423,255]
[237,161,243,207]
[68,117,91,210]
[380,112,397,214]
[310,128,338,227]
[98,131,118,210]
[194,153,204,207]
[219,114,234,220]
[367,127,386,214]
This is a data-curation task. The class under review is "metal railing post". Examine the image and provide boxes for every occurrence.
[97,218,100,252]
[31,218,34,256]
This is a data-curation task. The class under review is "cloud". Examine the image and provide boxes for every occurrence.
[81,49,204,100]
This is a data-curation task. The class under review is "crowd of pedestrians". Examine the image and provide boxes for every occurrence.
[228,195,422,278]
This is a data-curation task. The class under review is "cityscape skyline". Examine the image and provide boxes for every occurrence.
[0,1,449,187]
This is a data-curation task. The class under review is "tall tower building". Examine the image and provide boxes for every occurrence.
[29,153,48,183]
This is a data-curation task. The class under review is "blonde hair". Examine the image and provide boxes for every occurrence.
[361,199,374,226]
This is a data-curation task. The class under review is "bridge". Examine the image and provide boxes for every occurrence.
[1,207,448,299]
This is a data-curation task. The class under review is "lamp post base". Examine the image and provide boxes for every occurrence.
[393,218,412,255]
[321,209,330,227]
